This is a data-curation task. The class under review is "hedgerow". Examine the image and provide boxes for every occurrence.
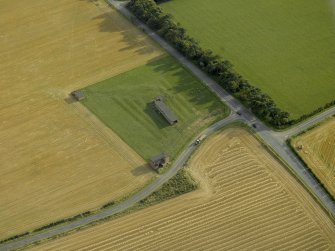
[127,0,334,128]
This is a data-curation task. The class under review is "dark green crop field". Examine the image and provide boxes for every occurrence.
[162,0,335,118]
[82,56,228,160]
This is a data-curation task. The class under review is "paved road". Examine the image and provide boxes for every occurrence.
[108,0,335,215]
[0,114,239,251]
[1,1,334,250]
[277,106,335,139]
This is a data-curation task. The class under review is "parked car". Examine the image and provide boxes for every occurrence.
[195,135,206,145]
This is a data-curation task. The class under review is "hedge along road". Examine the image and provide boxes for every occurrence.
[105,0,335,211]
[0,114,239,251]
[1,1,335,250]
[90,0,335,218]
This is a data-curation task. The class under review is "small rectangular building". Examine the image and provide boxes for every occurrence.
[71,90,85,101]
[150,153,170,170]
[153,96,178,125]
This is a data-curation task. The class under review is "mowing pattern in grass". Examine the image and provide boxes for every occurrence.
[82,56,228,160]
[162,0,335,118]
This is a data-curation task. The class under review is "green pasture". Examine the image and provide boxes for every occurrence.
[162,0,335,118]
[82,56,228,160]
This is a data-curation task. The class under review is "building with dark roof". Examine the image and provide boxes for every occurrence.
[150,153,170,170]
[71,90,85,101]
[153,96,178,125]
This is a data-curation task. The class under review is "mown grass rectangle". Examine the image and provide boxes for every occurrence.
[82,56,229,160]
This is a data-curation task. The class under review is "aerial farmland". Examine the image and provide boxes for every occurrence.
[162,0,335,118]
[0,0,163,238]
[292,118,335,198]
[28,128,335,251]
[81,55,228,160]
[1,0,335,249]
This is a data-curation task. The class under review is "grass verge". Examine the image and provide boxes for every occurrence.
[13,169,198,250]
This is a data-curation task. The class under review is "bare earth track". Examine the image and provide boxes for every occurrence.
[29,129,335,251]
[292,118,335,198]
[0,0,163,239]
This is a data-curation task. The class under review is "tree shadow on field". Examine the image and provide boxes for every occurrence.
[144,102,170,129]
[80,0,227,116]
[81,0,155,56]
[145,58,225,116]
[131,164,154,177]
[64,95,76,104]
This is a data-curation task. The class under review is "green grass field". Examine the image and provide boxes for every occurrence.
[162,0,335,119]
[82,56,228,160]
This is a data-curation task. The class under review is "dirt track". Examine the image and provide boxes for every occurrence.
[0,0,163,238]
[29,128,335,251]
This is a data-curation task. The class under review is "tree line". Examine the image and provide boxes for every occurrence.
[128,0,291,127]
[128,0,335,128]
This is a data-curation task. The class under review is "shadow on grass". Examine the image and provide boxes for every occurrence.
[131,164,154,176]
[79,0,156,56]
[81,0,226,116]
[144,102,170,129]
[64,96,76,104]
[145,57,226,115]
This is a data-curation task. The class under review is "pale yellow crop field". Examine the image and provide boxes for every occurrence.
[0,0,163,239]
[31,128,335,251]
[292,118,335,199]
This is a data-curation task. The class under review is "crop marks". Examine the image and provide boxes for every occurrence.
[30,128,335,251]
[0,0,163,239]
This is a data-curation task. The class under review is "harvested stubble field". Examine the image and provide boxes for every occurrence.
[292,118,335,199]
[30,128,335,251]
[0,0,163,239]
[162,0,335,118]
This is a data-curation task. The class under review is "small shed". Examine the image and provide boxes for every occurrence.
[150,153,170,170]
[71,90,85,101]
[153,96,178,125]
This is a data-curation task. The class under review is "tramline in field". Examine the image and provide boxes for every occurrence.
[0,0,163,239]
[292,118,335,199]
[29,128,335,251]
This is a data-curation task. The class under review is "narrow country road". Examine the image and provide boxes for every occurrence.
[277,106,335,139]
[0,114,239,251]
[105,0,335,218]
[1,1,334,250]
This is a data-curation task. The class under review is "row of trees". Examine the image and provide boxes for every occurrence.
[294,100,335,124]
[128,0,291,127]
